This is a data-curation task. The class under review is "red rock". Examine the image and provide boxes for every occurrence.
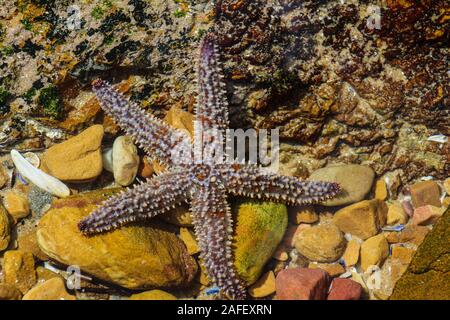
[327,278,363,300]
[275,268,330,300]
[412,205,444,226]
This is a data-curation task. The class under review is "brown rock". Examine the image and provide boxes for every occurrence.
[276,268,331,300]
[138,157,154,179]
[3,191,30,222]
[384,224,430,245]
[375,179,388,201]
[0,204,10,251]
[3,250,37,294]
[0,284,22,300]
[41,125,104,182]
[160,205,193,227]
[327,278,363,300]
[272,245,289,261]
[164,106,195,138]
[333,199,387,240]
[342,239,360,267]
[412,205,444,226]
[289,205,318,224]
[387,202,408,225]
[294,223,346,262]
[22,277,76,300]
[248,271,276,298]
[443,178,450,195]
[360,234,389,271]
[308,262,345,277]
[0,165,8,189]
[391,245,416,265]
[410,181,441,208]
[17,228,49,261]
[179,227,199,255]
[283,224,311,248]
[128,290,177,300]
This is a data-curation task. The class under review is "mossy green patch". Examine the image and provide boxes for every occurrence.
[38,85,64,120]
[390,207,449,300]
[233,200,288,285]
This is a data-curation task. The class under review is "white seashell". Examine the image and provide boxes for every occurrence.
[102,147,114,173]
[10,149,70,198]
[427,134,448,144]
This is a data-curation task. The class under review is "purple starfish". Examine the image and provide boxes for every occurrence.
[78,33,341,299]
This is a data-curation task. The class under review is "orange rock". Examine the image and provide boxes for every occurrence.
[412,205,444,226]
[391,245,415,265]
[308,262,345,277]
[289,205,318,224]
[3,250,37,294]
[375,180,388,201]
[22,277,76,300]
[3,191,30,222]
[342,239,360,267]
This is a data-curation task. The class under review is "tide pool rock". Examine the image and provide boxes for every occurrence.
[36,190,197,290]
[0,204,10,251]
[409,180,441,208]
[22,277,76,300]
[233,201,288,285]
[0,284,22,300]
[248,271,276,298]
[308,164,375,206]
[327,278,363,300]
[276,268,330,300]
[360,234,389,271]
[333,199,387,240]
[41,125,104,182]
[3,250,37,294]
[128,290,177,300]
[112,136,140,186]
[294,223,346,262]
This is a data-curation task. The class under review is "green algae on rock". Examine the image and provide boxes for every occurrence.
[36,189,198,290]
[0,203,11,251]
[390,207,450,300]
[233,201,288,285]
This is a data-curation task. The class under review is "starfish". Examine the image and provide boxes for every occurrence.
[78,33,341,299]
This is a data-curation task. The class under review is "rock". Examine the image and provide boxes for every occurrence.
[101,148,113,172]
[0,204,10,251]
[444,178,450,195]
[36,266,61,283]
[179,227,199,255]
[112,136,140,186]
[384,224,430,246]
[17,228,49,261]
[36,190,197,290]
[0,284,22,300]
[272,245,289,261]
[275,268,331,300]
[391,245,416,265]
[128,290,177,300]
[409,181,442,208]
[3,250,37,294]
[308,262,345,277]
[308,164,375,206]
[360,234,389,271]
[160,205,193,227]
[333,199,387,240]
[41,125,104,182]
[164,106,195,138]
[248,271,276,298]
[386,202,408,225]
[327,278,363,300]
[233,201,288,285]
[390,207,450,300]
[294,223,346,262]
[373,257,408,299]
[0,165,8,189]
[289,205,318,224]
[22,277,76,300]
[342,239,360,267]
[412,205,444,226]
[375,179,388,201]
[283,224,311,248]
[138,157,154,179]
[3,190,30,222]
[402,200,414,217]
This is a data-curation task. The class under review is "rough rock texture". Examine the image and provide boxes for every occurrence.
[233,201,288,285]
[327,278,363,300]
[276,268,331,300]
[390,208,449,300]
[308,164,375,206]
[294,223,346,262]
[0,0,447,187]
[2,250,37,294]
[128,290,177,300]
[36,189,198,290]
[41,125,104,182]
[0,203,10,251]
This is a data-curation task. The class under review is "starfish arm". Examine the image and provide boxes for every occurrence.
[219,164,341,205]
[92,79,191,168]
[78,171,192,235]
[195,34,230,162]
[191,184,246,300]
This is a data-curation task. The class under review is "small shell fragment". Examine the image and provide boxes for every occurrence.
[427,134,448,144]
[10,149,70,198]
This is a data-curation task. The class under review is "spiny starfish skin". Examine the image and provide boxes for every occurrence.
[78,33,341,300]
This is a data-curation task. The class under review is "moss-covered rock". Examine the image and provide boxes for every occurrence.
[36,189,198,290]
[233,201,288,285]
[390,207,449,300]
